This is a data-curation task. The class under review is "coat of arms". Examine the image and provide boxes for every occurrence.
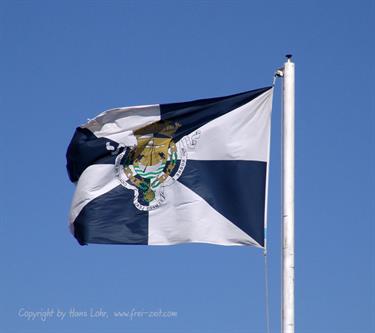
[112,121,199,210]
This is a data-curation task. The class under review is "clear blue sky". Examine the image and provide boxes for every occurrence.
[1,1,373,332]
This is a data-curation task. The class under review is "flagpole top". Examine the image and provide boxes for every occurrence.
[285,54,293,62]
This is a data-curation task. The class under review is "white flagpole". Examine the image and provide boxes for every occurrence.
[282,54,295,333]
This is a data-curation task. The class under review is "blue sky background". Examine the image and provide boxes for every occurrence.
[0,1,373,332]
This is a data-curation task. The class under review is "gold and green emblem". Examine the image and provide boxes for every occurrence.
[114,121,191,211]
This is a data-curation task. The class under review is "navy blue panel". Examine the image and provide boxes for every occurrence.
[160,87,272,142]
[177,160,266,247]
[66,127,118,182]
[73,185,148,245]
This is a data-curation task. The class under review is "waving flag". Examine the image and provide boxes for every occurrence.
[67,87,273,248]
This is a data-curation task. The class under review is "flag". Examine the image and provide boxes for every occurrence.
[66,86,273,248]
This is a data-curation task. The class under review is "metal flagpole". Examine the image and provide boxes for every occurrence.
[281,54,295,333]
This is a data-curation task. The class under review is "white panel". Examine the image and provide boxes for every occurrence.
[148,180,261,247]
[187,89,273,162]
[82,104,161,145]
[69,164,120,225]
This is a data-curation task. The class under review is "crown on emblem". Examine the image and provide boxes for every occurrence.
[134,121,181,138]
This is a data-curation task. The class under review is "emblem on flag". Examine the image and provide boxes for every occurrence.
[112,121,200,211]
